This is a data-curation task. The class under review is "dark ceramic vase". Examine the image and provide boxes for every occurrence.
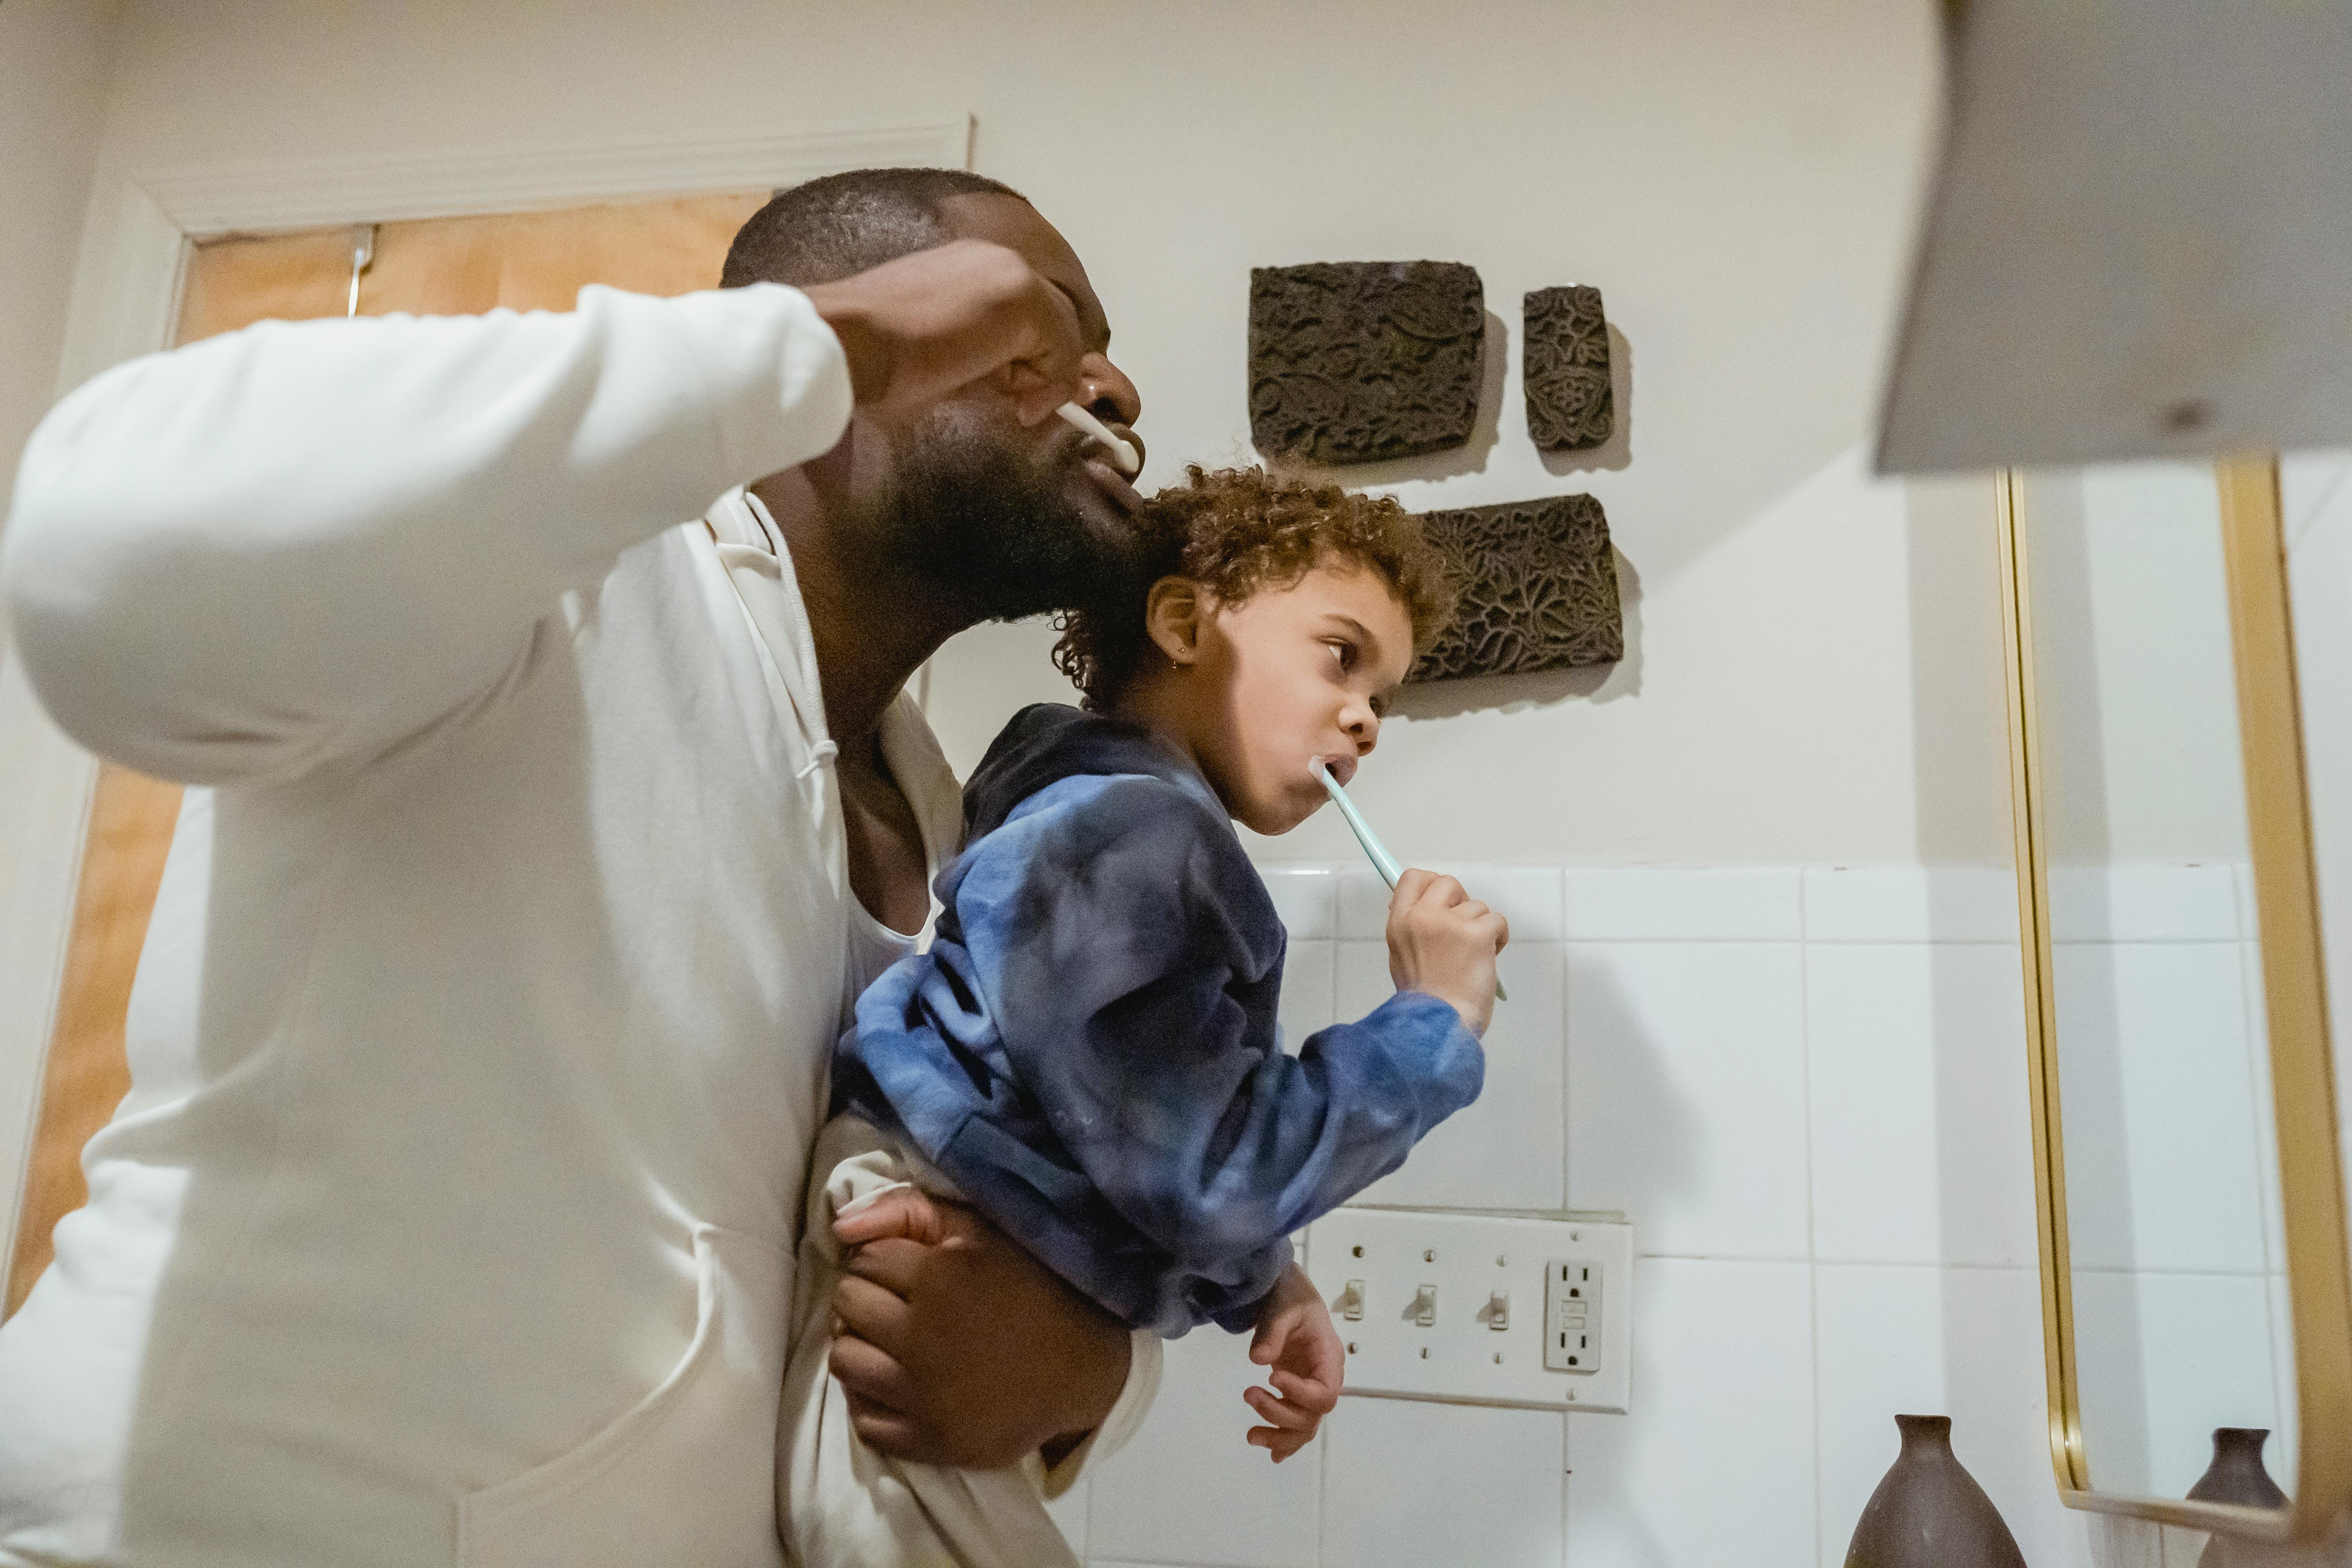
[1844,1415,2028,1568]
[2187,1428,2288,1510]
[2189,1428,2288,1568]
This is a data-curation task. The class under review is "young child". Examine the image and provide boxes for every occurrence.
[779,466,1510,1568]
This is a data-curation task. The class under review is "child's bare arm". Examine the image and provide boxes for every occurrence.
[1243,1262,1343,1461]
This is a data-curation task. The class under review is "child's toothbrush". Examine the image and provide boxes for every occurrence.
[1057,401,1140,475]
[1310,758,1506,1004]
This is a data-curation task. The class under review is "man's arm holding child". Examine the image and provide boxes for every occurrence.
[829,1191,1138,1472]
[835,1198,1341,1465]
[833,1185,1152,1476]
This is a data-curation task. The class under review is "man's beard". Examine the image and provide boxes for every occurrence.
[869,402,1134,624]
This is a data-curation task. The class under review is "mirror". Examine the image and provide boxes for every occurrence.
[2003,456,2352,1541]
[2020,459,2293,1499]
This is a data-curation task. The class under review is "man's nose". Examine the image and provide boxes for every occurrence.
[1079,351,1142,432]
[1350,710,1381,753]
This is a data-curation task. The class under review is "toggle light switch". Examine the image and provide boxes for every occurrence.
[1301,1210,1632,1414]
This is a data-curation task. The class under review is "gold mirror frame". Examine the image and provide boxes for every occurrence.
[2001,455,2352,1542]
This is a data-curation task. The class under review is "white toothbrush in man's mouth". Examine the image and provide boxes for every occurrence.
[1310,757,1506,1004]
[1056,401,1140,475]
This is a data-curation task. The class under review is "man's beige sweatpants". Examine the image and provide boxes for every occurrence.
[777,1116,1160,1568]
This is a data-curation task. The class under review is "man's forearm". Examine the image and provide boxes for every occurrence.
[1037,1328,1163,1492]
[1042,1317,1132,1460]
[0,283,849,785]
[829,1191,1153,1472]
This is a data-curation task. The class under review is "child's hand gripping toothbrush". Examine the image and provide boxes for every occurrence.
[1311,758,1510,1017]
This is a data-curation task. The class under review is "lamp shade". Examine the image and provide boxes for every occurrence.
[1876,1,2352,474]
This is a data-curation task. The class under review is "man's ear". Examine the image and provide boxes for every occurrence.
[1143,576,1207,667]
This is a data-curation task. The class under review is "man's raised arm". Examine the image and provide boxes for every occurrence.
[0,239,1081,785]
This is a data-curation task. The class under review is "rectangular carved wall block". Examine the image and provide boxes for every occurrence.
[1410,494,1622,682]
[1523,285,1614,452]
[1249,261,1485,465]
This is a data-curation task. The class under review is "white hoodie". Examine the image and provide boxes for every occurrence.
[0,284,1154,1568]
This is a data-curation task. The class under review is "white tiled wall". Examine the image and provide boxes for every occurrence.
[1066,862,2284,1568]
[1565,940,1809,1258]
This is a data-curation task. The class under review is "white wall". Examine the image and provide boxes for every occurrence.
[0,0,121,1283]
[66,0,2010,870]
[0,0,118,614]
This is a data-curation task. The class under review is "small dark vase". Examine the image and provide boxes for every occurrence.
[2189,1428,2288,1568]
[2187,1428,2288,1510]
[1844,1415,2029,1568]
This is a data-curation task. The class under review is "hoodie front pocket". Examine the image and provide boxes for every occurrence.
[457,1224,789,1568]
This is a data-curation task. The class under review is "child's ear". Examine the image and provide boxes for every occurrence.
[1144,577,1207,667]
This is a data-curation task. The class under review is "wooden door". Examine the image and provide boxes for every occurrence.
[5,192,766,1316]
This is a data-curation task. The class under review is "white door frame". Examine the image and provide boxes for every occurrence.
[0,116,973,1293]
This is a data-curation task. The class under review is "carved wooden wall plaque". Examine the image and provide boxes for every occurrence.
[1249,261,1485,465]
[1523,285,1614,451]
[1410,494,1622,682]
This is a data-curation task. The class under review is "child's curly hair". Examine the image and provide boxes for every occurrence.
[1052,465,1455,710]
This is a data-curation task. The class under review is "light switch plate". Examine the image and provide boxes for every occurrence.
[1302,1210,1632,1414]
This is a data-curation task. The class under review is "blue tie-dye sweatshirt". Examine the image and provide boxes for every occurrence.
[834,703,1485,1337]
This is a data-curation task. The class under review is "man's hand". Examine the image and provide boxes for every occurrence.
[800,239,1085,428]
[830,1185,1130,1470]
[1244,1263,1343,1462]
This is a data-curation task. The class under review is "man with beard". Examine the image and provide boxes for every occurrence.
[0,169,1156,1568]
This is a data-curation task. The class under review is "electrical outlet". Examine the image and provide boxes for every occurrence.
[1544,1258,1602,1373]
[1302,1209,1632,1414]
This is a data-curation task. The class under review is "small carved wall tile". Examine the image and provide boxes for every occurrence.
[1410,494,1622,682]
[1523,285,1614,451]
[1249,261,1485,465]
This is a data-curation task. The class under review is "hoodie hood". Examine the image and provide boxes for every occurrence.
[961,703,1220,841]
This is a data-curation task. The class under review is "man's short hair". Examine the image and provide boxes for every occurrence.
[720,167,1029,290]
